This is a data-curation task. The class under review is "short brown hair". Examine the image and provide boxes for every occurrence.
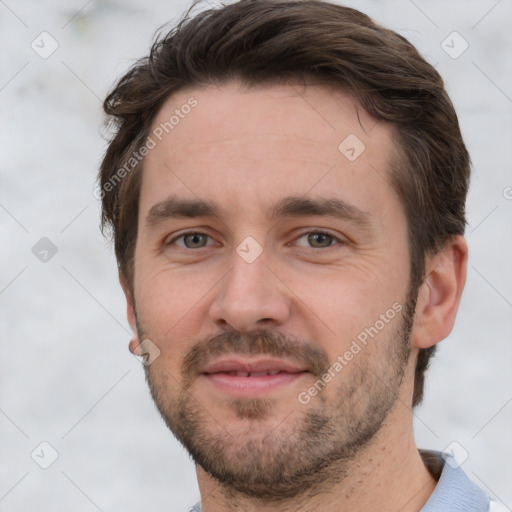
[98,0,470,407]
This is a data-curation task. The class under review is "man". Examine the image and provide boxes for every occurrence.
[97,0,505,510]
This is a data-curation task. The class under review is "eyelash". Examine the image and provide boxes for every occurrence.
[166,230,344,250]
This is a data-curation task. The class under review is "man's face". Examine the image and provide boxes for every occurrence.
[129,81,417,498]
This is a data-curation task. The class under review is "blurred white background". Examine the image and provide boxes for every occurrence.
[1,0,511,510]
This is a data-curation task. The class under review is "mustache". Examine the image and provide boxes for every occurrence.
[180,329,331,387]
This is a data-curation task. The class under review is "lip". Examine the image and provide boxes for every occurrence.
[199,357,309,397]
[200,357,308,375]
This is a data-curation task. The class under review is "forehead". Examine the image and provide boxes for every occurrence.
[150,81,388,152]
[139,81,400,221]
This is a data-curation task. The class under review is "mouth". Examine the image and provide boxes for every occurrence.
[199,358,310,397]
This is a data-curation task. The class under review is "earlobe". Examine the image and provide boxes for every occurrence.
[411,236,468,350]
[128,337,141,355]
[118,269,141,355]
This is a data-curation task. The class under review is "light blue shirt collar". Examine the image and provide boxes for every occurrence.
[420,451,489,511]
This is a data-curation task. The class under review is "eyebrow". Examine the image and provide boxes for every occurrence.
[145,195,373,229]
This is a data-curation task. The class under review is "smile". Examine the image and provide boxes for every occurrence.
[200,358,310,397]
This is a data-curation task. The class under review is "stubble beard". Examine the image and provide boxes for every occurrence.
[140,295,415,503]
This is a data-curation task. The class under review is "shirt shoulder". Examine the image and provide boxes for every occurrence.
[488,500,510,512]
[420,449,491,512]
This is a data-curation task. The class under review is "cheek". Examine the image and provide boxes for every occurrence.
[289,265,406,356]
[295,259,404,317]
[134,264,221,352]
[134,277,191,381]
[134,267,187,336]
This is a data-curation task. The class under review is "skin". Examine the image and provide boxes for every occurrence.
[121,81,468,512]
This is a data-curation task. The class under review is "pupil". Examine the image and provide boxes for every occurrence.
[309,233,331,247]
[186,234,204,248]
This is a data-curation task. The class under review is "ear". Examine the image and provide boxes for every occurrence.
[119,269,141,356]
[411,235,468,349]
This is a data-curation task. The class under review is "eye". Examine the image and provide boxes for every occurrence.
[168,232,215,249]
[294,231,342,249]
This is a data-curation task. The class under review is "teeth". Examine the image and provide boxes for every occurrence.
[227,370,282,377]
[249,371,270,377]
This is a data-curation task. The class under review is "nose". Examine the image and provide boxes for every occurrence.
[209,247,291,332]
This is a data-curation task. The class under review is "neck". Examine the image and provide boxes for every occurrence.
[195,404,437,512]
